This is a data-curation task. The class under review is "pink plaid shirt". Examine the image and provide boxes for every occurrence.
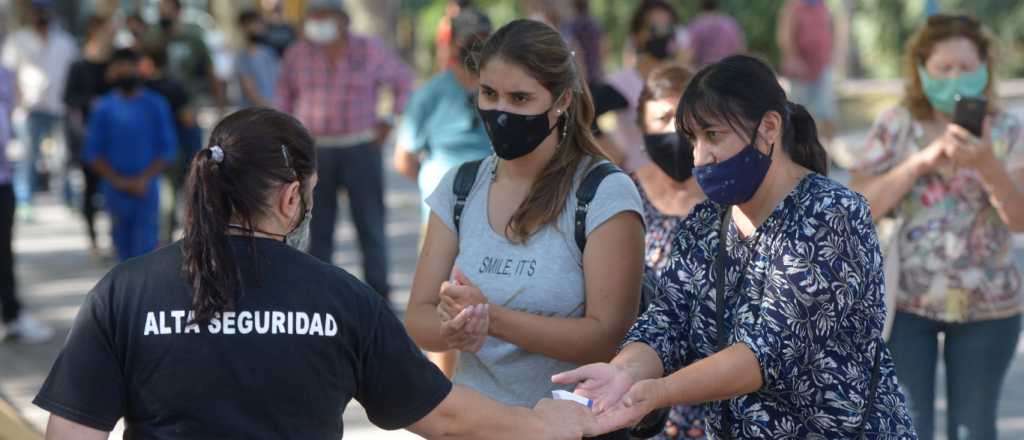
[276,34,414,138]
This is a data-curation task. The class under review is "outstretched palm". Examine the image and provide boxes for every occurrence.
[551,363,635,414]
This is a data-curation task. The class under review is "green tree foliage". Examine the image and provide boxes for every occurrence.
[404,0,1024,78]
[852,0,1024,77]
[938,0,1024,76]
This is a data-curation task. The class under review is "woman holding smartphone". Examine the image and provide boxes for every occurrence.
[845,15,1024,440]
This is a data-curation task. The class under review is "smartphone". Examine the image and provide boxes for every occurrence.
[953,95,987,137]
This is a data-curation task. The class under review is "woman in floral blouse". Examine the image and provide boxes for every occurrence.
[554,55,916,439]
[633,64,706,439]
[847,15,1024,440]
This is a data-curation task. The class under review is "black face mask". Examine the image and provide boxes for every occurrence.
[247,33,266,45]
[644,32,674,60]
[479,100,562,161]
[35,15,50,28]
[644,132,694,182]
[114,76,141,94]
[159,18,174,31]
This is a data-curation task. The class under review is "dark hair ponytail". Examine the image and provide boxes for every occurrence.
[677,55,829,176]
[784,102,828,175]
[182,108,315,325]
[183,147,236,325]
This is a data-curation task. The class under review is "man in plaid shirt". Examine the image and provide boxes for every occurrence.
[277,0,414,301]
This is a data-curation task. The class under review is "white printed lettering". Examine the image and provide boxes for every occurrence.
[144,312,159,336]
[184,311,200,334]
[237,311,252,334]
[295,312,310,335]
[222,311,236,335]
[254,311,270,334]
[272,311,286,334]
[309,313,323,336]
[170,310,186,333]
[208,313,222,334]
[143,309,337,337]
[158,311,172,335]
[325,313,337,337]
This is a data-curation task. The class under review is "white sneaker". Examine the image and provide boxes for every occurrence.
[3,314,55,344]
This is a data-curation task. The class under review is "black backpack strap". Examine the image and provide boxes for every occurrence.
[574,162,622,253]
[452,159,483,234]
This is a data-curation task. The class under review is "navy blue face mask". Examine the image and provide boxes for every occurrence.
[693,121,774,206]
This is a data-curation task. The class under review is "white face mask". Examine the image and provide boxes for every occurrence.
[304,18,338,44]
[285,209,312,252]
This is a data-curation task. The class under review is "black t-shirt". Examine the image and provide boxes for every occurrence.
[144,77,189,130]
[34,237,451,438]
[63,59,110,160]
[64,59,111,119]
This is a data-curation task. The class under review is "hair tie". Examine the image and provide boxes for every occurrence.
[209,145,225,163]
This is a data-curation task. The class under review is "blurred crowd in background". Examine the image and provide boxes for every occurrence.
[1,0,1023,439]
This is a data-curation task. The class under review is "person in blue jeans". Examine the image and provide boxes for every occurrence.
[85,49,177,261]
[0,66,54,344]
[847,15,1024,440]
[2,0,77,218]
[277,0,416,301]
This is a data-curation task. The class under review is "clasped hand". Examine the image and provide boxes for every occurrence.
[111,175,150,198]
[437,267,489,353]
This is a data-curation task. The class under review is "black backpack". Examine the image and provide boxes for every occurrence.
[453,159,617,250]
[451,158,669,439]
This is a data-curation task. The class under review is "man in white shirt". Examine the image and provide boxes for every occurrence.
[1,0,77,215]
[0,66,53,344]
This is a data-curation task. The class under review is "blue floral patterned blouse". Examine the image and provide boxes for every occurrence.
[624,174,917,439]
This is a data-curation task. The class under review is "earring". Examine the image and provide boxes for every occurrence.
[560,115,568,141]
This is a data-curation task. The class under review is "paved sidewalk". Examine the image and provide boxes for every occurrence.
[0,394,40,440]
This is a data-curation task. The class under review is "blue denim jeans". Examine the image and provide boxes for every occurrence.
[887,311,1021,440]
[14,110,59,205]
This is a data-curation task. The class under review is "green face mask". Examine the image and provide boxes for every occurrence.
[917,64,989,115]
